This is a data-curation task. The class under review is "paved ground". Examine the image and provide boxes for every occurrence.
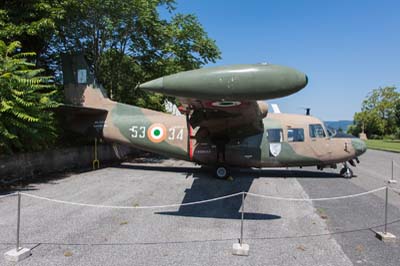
[0,150,399,266]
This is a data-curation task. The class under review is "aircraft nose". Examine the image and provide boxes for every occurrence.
[352,138,367,156]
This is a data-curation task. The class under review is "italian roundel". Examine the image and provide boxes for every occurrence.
[147,123,167,143]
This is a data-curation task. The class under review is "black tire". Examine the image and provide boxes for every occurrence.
[340,167,353,178]
[215,166,229,179]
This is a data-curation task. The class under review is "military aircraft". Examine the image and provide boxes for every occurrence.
[61,54,366,179]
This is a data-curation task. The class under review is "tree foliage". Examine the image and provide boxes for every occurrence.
[1,0,221,109]
[53,0,221,107]
[348,86,400,138]
[0,0,64,69]
[0,41,58,154]
[0,0,220,153]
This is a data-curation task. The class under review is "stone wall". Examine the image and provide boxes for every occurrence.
[0,144,139,184]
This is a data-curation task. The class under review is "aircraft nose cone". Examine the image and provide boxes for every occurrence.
[352,138,367,156]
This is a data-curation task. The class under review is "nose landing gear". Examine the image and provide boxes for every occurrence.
[340,162,354,178]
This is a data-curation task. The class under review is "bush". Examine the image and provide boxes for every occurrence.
[0,41,58,154]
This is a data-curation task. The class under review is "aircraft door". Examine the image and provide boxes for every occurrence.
[308,124,331,160]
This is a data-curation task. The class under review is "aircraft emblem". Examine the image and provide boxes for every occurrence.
[147,123,167,143]
[270,143,282,157]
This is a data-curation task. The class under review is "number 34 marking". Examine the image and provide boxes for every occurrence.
[168,128,184,140]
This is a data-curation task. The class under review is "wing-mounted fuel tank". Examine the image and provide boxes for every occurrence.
[140,64,308,100]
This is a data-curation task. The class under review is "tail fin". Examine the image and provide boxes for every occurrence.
[61,53,109,108]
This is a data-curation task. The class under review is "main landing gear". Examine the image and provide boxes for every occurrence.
[340,162,354,178]
[215,165,230,179]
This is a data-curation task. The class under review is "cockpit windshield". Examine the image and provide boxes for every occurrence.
[326,127,337,137]
[309,124,326,138]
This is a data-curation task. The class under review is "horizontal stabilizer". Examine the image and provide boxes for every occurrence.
[54,105,108,136]
[55,104,108,115]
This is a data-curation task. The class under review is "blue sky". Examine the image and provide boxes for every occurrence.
[167,0,399,121]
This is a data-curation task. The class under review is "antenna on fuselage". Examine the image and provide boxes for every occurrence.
[299,107,311,116]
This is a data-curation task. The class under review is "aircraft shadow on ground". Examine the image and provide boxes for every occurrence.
[156,169,281,220]
[118,164,343,220]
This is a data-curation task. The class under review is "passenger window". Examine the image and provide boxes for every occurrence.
[309,124,326,138]
[288,128,304,142]
[267,129,283,143]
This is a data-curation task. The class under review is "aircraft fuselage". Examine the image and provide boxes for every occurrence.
[101,102,366,169]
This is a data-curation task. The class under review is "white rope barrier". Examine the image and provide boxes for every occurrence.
[16,186,387,209]
[0,192,17,199]
[389,187,400,194]
[246,187,386,202]
[20,192,243,209]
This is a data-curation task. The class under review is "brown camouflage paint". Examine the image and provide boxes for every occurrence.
[62,54,365,170]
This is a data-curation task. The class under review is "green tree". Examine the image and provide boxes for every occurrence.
[1,0,221,109]
[0,41,58,154]
[395,101,400,126]
[349,86,399,137]
[0,0,63,68]
[53,0,221,108]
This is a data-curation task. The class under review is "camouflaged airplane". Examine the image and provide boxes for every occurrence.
[61,54,367,179]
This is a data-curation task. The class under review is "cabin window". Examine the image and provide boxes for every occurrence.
[288,128,305,142]
[309,124,326,138]
[267,129,283,143]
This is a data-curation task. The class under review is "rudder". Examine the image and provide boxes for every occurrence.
[61,53,109,108]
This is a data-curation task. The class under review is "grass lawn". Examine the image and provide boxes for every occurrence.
[365,139,400,153]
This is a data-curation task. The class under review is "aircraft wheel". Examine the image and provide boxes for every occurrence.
[340,167,353,178]
[215,166,229,179]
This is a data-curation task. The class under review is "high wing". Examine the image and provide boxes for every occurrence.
[178,98,268,139]
[140,63,308,140]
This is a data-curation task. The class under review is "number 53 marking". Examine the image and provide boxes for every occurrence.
[129,126,146,138]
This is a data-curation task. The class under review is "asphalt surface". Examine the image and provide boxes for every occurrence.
[0,149,399,266]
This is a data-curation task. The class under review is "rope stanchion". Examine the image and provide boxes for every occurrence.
[2,186,394,260]
[0,192,17,199]
[246,187,386,202]
[20,192,244,209]
[4,192,31,262]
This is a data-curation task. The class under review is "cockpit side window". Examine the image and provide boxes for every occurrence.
[288,128,305,142]
[309,124,326,138]
[266,129,283,143]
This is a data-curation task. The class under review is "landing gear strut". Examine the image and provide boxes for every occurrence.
[340,162,353,178]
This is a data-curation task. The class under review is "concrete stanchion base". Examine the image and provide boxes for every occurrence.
[376,232,396,242]
[232,243,249,256]
[388,180,397,184]
[4,248,31,262]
